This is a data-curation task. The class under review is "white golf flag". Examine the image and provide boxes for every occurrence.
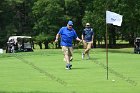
[106,11,123,26]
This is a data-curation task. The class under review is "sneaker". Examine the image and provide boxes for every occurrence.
[82,53,85,59]
[65,64,71,70]
[69,64,72,68]
[65,67,70,70]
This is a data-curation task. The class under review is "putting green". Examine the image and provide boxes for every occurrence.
[0,48,139,93]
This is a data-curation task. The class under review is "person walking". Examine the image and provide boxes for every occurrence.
[82,23,94,59]
[55,21,82,70]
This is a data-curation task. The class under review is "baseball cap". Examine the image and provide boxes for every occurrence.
[86,23,90,26]
[68,21,73,26]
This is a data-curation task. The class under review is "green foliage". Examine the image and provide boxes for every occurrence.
[82,0,140,45]
[65,0,81,18]
[34,33,46,43]
[1,0,140,47]
[32,0,64,35]
[34,33,54,44]
[82,0,106,44]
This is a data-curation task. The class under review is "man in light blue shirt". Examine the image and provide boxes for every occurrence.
[55,21,82,70]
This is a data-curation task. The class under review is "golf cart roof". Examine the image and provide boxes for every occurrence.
[8,36,32,40]
[135,37,140,43]
[136,37,140,39]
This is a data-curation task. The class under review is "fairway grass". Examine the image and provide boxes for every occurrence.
[0,48,140,93]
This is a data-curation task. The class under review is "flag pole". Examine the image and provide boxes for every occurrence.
[106,11,123,80]
[106,23,109,80]
[106,0,109,80]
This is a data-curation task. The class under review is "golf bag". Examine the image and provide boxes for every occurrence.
[134,38,140,54]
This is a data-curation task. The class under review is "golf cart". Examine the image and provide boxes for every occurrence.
[134,37,140,54]
[6,36,33,53]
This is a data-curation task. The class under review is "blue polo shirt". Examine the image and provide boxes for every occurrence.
[58,27,78,47]
[82,28,94,42]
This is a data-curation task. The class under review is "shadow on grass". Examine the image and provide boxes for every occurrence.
[101,49,134,54]
[72,67,89,70]
[89,57,100,61]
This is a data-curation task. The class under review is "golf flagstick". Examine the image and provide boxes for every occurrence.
[106,23,109,80]
[106,10,123,80]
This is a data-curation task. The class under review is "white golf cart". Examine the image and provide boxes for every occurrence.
[6,36,33,53]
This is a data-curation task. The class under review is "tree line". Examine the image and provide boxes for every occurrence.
[0,0,140,49]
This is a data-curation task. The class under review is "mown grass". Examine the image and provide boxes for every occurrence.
[0,48,139,93]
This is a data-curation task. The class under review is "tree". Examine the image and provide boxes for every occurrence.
[118,0,140,45]
[82,0,106,47]
[0,0,21,48]
[32,0,64,34]
[32,0,65,48]
[1,0,140,48]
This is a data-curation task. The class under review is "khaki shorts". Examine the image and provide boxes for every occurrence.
[61,46,73,56]
[83,41,92,49]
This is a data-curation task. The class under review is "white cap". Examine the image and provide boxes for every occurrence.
[86,23,90,26]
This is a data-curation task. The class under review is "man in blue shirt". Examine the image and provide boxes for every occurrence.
[55,21,82,70]
[82,23,94,59]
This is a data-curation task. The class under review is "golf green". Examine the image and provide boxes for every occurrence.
[0,48,139,93]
